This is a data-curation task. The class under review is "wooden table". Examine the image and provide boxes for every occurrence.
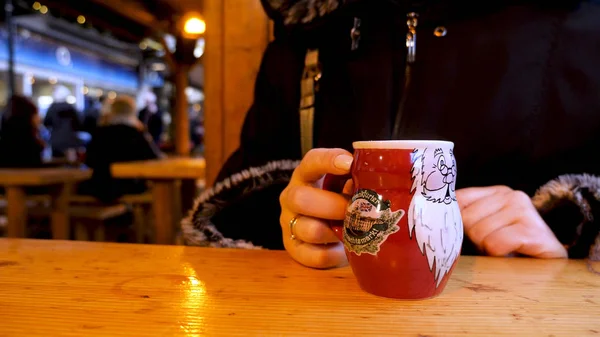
[1,239,598,336]
[111,157,205,244]
[0,168,91,239]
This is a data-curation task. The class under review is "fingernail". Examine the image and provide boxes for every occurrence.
[334,155,353,171]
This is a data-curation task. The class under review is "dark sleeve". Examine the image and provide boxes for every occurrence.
[82,114,95,134]
[181,40,304,250]
[43,107,54,129]
[532,174,600,261]
[68,106,82,131]
[13,138,44,168]
[138,131,162,160]
[147,113,163,143]
[84,133,99,169]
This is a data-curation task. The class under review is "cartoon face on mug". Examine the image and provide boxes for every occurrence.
[421,148,457,205]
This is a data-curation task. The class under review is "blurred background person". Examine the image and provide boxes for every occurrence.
[0,95,45,168]
[80,95,163,203]
[189,109,204,156]
[138,90,163,146]
[43,85,82,158]
[97,95,116,126]
[82,95,105,136]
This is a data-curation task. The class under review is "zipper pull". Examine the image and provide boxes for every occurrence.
[299,49,321,156]
[406,12,418,63]
[351,17,361,51]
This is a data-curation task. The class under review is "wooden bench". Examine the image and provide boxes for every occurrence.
[69,193,154,243]
[69,193,153,204]
[0,195,51,208]
[0,201,129,241]
[70,204,129,242]
[0,193,153,243]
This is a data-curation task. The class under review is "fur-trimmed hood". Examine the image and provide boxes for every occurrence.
[261,0,345,25]
[533,174,600,261]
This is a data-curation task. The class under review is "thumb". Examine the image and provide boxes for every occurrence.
[292,148,353,184]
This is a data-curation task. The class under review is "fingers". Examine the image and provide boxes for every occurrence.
[283,185,349,220]
[456,185,512,210]
[292,148,353,184]
[279,148,353,269]
[467,207,515,248]
[285,239,348,269]
[461,188,513,239]
[342,179,354,195]
[280,211,347,268]
[481,225,567,258]
[458,186,568,259]
[281,211,340,244]
[479,225,524,256]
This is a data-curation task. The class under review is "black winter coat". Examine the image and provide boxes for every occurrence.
[79,123,162,203]
[44,102,82,155]
[183,0,600,260]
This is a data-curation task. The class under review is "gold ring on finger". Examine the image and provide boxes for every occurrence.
[289,216,299,241]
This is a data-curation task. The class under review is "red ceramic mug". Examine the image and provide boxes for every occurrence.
[323,140,463,300]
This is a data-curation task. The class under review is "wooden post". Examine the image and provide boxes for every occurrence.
[203,0,271,186]
[6,186,27,238]
[50,183,71,240]
[174,64,190,156]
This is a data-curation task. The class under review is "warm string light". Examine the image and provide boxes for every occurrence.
[183,17,206,35]
[26,5,208,106]
[33,3,89,26]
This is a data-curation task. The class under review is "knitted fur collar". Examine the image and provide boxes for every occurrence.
[262,0,344,25]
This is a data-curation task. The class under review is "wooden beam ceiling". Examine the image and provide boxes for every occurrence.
[87,0,204,36]
[88,0,171,33]
[159,0,204,15]
[90,0,154,26]
[26,0,150,43]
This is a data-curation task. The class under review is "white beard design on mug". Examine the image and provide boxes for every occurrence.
[408,147,463,287]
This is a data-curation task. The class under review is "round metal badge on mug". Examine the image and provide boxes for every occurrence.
[323,140,464,300]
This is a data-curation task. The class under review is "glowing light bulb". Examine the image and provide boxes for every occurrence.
[183,17,206,36]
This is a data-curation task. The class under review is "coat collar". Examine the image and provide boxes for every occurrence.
[261,0,344,25]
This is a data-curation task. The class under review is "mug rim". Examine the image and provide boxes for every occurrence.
[353,140,454,149]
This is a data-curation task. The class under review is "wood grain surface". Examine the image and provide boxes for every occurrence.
[111,158,205,180]
[0,168,91,186]
[0,239,599,336]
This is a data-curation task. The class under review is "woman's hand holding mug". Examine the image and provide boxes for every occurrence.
[290,141,464,300]
[279,148,354,269]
